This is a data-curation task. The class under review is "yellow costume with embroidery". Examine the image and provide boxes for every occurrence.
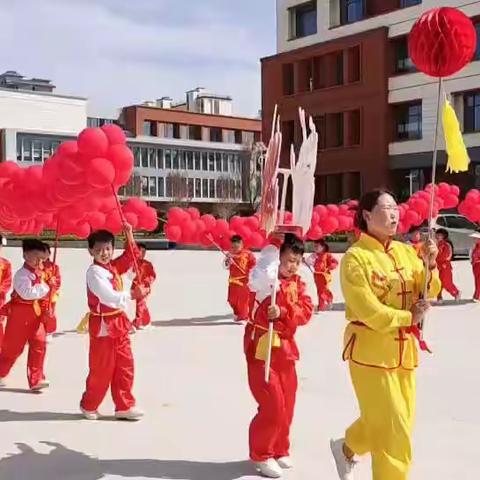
[340,233,440,480]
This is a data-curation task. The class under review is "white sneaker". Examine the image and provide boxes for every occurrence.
[254,459,282,478]
[0,377,6,387]
[276,456,293,469]
[80,407,99,420]
[330,438,356,480]
[31,379,50,391]
[115,407,144,420]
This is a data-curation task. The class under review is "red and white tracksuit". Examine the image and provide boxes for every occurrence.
[227,249,256,321]
[0,264,49,388]
[245,255,313,462]
[0,257,12,349]
[80,249,138,413]
[437,240,459,300]
[131,259,156,329]
[306,252,338,310]
[42,260,61,334]
[472,241,480,301]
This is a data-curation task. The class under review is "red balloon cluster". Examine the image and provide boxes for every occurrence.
[0,125,158,238]
[397,182,460,234]
[458,189,480,223]
[306,201,357,240]
[409,7,477,78]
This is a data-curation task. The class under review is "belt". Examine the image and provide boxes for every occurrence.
[12,298,42,317]
[76,309,124,334]
[229,276,246,286]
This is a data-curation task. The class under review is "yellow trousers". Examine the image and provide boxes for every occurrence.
[346,362,416,480]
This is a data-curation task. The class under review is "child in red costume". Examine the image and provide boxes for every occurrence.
[131,243,156,330]
[225,235,256,322]
[0,239,54,390]
[471,240,480,302]
[306,239,338,312]
[0,235,12,349]
[245,236,313,478]
[435,228,460,301]
[408,227,424,258]
[40,242,61,336]
[80,227,148,420]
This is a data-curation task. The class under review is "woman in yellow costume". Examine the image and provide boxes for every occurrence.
[330,189,440,480]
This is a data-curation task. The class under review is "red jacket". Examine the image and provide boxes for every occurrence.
[42,260,61,300]
[437,240,453,270]
[472,242,480,265]
[131,259,156,290]
[0,257,12,308]
[312,252,338,279]
[245,274,313,367]
[228,249,256,287]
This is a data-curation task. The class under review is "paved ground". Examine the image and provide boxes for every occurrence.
[0,247,477,480]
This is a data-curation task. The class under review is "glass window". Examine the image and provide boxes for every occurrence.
[51,141,60,154]
[158,177,165,197]
[401,0,421,7]
[202,179,208,198]
[228,154,234,172]
[222,154,229,172]
[179,150,186,170]
[215,152,222,172]
[187,178,194,198]
[42,140,52,162]
[166,176,172,197]
[16,140,21,161]
[143,121,154,136]
[141,176,149,196]
[157,148,164,169]
[475,23,480,61]
[209,152,215,171]
[395,102,422,140]
[290,1,317,39]
[235,180,242,199]
[33,140,42,162]
[149,176,157,196]
[165,149,172,169]
[134,147,141,167]
[224,130,235,143]
[210,127,222,143]
[464,91,480,133]
[172,150,179,169]
[395,37,416,73]
[186,151,194,170]
[195,178,201,198]
[148,148,156,168]
[141,147,148,168]
[209,179,215,198]
[341,0,365,25]
[445,215,478,230]
[202,152,208,171]
[194,151,201,170]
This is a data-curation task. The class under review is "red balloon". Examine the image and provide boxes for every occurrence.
[137,207,158,231]
[449,185,460,196]
[245,216,260,231]
[321,217,339,235]
[105,210,122,234]
[165,224,181,242]
[214,219,230,237]
[186,207,201,221]
[437,182,451,197]
[168,207,188,225]
[314,204,328,220]
[107,145,134,187]
[86,158,115,188]
[56,140,79,159]
[195,219,206,234]
[123,212,139,229]
[59,157,85,185]
[101,124,126,145]
[201,214,216,231]
[78,128,109,158]
[326,204,339,216]
[409,7,476,78]
[337,216,351,231]
[86,211,106,230]
[180,220,196,244]
[230,215,244,231]
[307,225,323,240]
[73,222,91,239]
[405,210,421,226]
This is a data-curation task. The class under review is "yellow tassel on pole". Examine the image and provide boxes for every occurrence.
[443,99,470,173]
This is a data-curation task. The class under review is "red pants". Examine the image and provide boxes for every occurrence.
[438,266,459,299]
[0,304,46,388]
[0,317,4,351]
[314,275,333,310]
[80,333,135,412]
[133,298,151,328]
[247,359,297,462]
[474,264,480,300]
[228,284,250,320]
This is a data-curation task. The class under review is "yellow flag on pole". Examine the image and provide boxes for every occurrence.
[443,99,470,173]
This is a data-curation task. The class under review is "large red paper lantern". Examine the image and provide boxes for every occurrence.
[409,7,476,78]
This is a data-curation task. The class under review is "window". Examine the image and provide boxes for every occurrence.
[186,151,194,170]
[161,123,174,138]
[224,129,235,143]
[235,156,242,174]
[395,37,416,73]
[179,151,186,170]
[42,141,51,162]
[134,147,141,167]
[210,127,222,142]
[143,121,154,136]
[216,152,222,172]
[346,110,361,146]
[209,179,215,198]
[188,125,202,140]
[141,176,149,196]
[165,149,172,169]
[347,46,361,83]
[464,91,480,133]
[222,154,228,172]
[172,150,179,169]
[173,124,180,139]
[234,130,243,144]
[341,0,365,25]
[194,151,201,170]
[313,115,326,149]
[475,23,480,61]
[148,148,156,168]
[195,178,201,198]
[158,177,165,197]
[33,140,42,162]
[141,147,148,168]
[243,131,255,145]
[395,102,422,140]
[149,176,157,196]
[209,152,215,171]
[436,217,447,227]
[228,154,234,172]
[157,149,164,169]
[289,1,317,39]
[444,215,478,230]
[326,112,344,148]
[202,151,208,170]
[401,0,421,7]
[283,63,295,95]
[166,176,173,197]
[202,179,208,198]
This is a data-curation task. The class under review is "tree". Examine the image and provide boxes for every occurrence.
[242,141,265,214]
[212,176,238,219]
[166,172,192,206]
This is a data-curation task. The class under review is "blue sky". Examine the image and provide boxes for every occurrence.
[0,0,276,117]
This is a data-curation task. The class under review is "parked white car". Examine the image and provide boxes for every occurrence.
[433,214,479,257]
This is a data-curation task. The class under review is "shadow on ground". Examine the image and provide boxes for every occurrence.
[152,314,240,328]
[0,441,254,480]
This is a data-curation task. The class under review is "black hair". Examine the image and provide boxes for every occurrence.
[88,230,115,249]
[354,189,396,232]
[230,235,243,243]
[280,235,305,256]
[0,234,4,244]
[22,238,46,253]
[435,228,449,239]
[408,226,420,234]
[137,243,147,251]
[314,238,330,252]
[42,242,51,254]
